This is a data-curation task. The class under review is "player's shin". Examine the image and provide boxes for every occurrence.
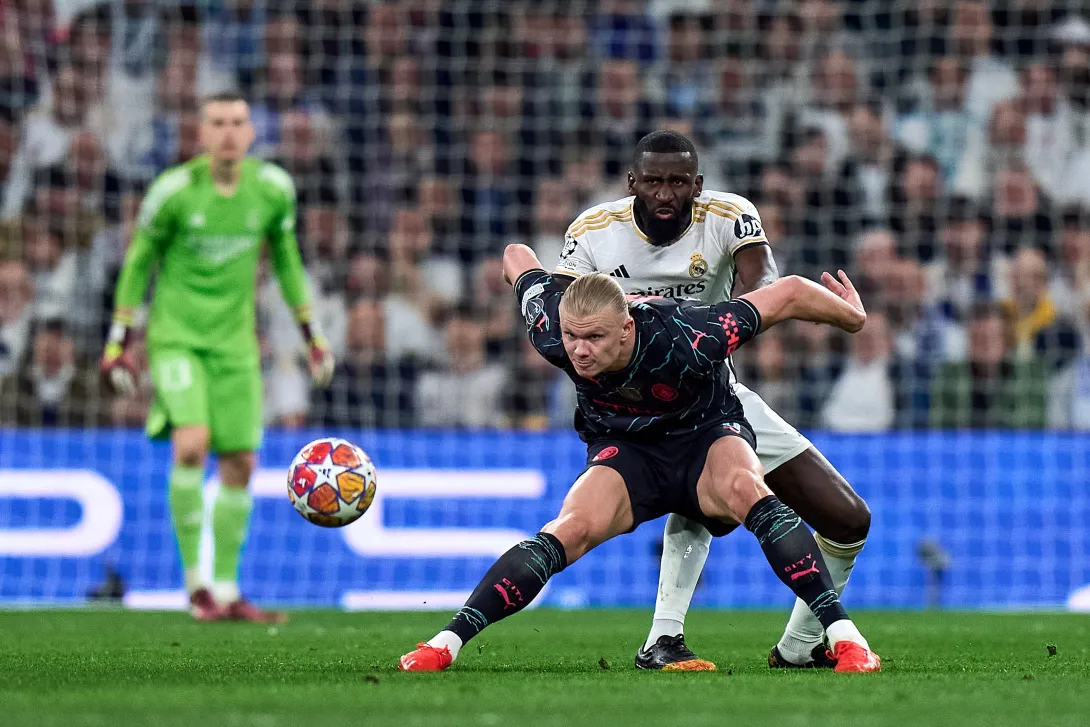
[211,484,253,603]
[744,495,867,650]
[777,535,866,663]
[428,533,568,661]
[645,514,712,650]
[169,465,205,593]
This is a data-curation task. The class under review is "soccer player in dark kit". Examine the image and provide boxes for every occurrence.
[398,244,881,673]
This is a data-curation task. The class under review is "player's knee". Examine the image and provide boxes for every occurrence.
[219,452,256,488]
[822,494,871,544]
[174,429,209,469]
[705,467,767,522]
[542,513,601,564]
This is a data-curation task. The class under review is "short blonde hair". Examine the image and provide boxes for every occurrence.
[559,273,628,319]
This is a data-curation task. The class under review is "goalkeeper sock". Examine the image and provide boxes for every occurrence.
[745,496,849,632]
[777,535,866,664]
[212,484,253,604]
[169,465,205,594]
[439,533,567,655]
[644,513,712,650]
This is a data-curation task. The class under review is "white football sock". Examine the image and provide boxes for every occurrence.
[825,619,869,650]
[776,534,865,664]
[212,581,240,604]
[644,514,712,651]
[427,630,464,661]
[184,567,205,595]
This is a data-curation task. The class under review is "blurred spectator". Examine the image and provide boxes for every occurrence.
[930,303,1047,428]
[471,256,518,359]
[137,52,201,174]
[793,320,841,429]
[298,202,349,297]
[1021,63,1077,203]
[1002,247,1079,370]
[262,345,309,430]
[589,0,659,63]
[78,187,143,351]
[989,163,1053,257]
[416,175,460,256]
[926,197,998,323]
[951,98,1027,200]
[272,109,339,207]
[416,307,507,429]
[0,319,103,427]
[835,102,909,227]
[1048,295,1090,430]
[504,337,575,430]
[459,128,520,259]
[792,128,851,276]
[696,57,782,188]
[798,48,863,178]
[388,207,463,317]
[22,215,76,321]
[345,252,444,365]
[249,51,326,157]
[1052,206,1090,318]
[1052,15,1090,134]
[316,299,416,428]
[655,13,712,118]
[0,117,16,210]
[0,259,32,378]
[895,55,980,188]
[853,227,899,301]
[948,0,1019,123]
[585,59,656,179]
[890,154,942,261]
[562,144,622,211]
[821,310,896,432]
[884,257,964,365]
[530,179,577,270]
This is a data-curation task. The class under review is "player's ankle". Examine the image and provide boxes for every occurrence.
[826,619,869,651]
[776,632,823,664]
[212,581,240,604]
[427,630,464,661]
[645,617,685,649]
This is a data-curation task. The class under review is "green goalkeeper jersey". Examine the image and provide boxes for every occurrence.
[114,155,310,360]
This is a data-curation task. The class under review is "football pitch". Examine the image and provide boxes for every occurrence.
[2,610,1087,727]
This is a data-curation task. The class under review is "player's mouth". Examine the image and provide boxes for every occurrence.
[573,359,596,375]
[653,207,678,219]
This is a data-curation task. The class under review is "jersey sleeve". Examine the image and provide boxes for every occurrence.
[716,195,768,257]
[113,168,187,314]
[513,269,570,368]
[260,164,311,315]
[673,298,762,372]
[554,224,597,277]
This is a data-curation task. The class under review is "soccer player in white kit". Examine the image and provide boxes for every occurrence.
[554,131,872,670]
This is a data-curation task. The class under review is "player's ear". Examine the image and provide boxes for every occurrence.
[627,172,635,195]
[694,174,703,197]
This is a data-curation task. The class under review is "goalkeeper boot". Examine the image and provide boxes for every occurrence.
[189,588,225,622]
[768,642,837,669]
[225,597,287,624]
[831,641,882,673]
[635,635,717,672]
[399,643,453,672]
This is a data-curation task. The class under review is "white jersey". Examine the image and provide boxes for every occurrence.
[553,190,812,474]
[553,190,768,303]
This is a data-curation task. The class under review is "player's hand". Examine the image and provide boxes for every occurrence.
[100,341,139,396]
[820,270,866,333]
[306,334,335,388]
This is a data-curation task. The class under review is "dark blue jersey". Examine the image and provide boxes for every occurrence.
[514,269,762,441]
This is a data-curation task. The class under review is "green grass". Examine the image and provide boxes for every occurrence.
[1,610,1088,727]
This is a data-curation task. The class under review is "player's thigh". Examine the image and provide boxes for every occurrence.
[735,383,812,473]
[695,434,770,524]
[149,348,210,432]
[762,447,871,544]
[542,465,635,564]
[205,356,263,455]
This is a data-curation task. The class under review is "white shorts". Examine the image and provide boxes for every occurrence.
[735,382,812,473]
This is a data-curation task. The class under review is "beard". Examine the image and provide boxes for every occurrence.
[633,197,694,245]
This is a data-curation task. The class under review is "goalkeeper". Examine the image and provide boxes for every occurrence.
[101,91,334,622]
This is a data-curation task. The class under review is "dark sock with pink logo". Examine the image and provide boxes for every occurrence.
[445,533,567,644]
[745,495,848,630]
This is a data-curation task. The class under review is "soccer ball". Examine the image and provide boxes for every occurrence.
[287,437,377,527]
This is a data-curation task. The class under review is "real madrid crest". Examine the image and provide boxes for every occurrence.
[688,252,708,279]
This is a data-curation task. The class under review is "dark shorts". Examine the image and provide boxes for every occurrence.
[583,421,757,537]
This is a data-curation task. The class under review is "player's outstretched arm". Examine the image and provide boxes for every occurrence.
[741,271,866,334]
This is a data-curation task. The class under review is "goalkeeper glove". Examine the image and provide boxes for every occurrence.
[299,319,335,388]
[100,320,139,396]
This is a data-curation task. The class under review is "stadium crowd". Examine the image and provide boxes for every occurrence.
[1,0,1090,431]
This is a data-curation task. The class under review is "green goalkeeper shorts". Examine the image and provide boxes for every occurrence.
[146,348,263,453]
